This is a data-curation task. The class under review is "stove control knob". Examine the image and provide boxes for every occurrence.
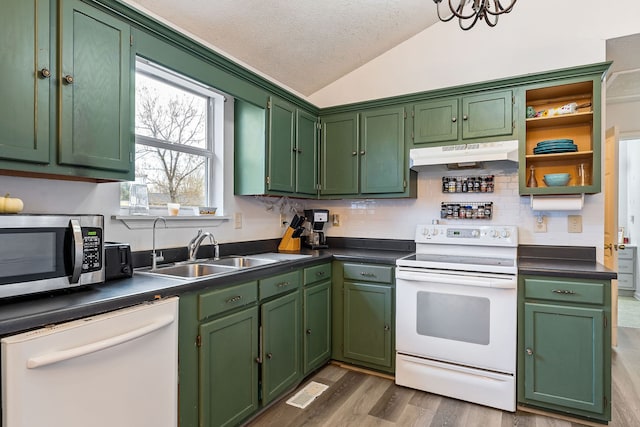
[491,229,500,238]
[430,228,438,236]
[500,229,511,238]
[471,229,480,237]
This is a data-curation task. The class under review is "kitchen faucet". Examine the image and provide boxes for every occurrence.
[151,216,167,270]
[188,229,219,261]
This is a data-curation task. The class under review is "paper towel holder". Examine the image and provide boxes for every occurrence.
[529,194,584,211]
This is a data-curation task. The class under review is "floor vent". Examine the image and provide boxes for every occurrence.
[286,381,329,409]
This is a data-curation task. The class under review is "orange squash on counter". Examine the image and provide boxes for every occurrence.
[0,194,24,213]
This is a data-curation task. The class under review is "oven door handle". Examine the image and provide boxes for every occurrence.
[396,269,516,289]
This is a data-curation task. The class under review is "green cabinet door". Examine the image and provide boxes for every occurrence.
[343,282,392,368]
[320,112,359,195]
[303,281,331,375]
[199,306,259,427]
[234,99,268,195]
[0,0,51,164]
[296,109,318,195]
[461,90,513,139]
[58,0,132,173]
[360,107,405,194]
[414,98,458,144]
[261,291,302,404]
[523,302,605,415]
[268,97,296,193]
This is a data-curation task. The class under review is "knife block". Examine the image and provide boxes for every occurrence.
[278,227,301,252]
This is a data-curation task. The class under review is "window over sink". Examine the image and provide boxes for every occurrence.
[120,57,226,214]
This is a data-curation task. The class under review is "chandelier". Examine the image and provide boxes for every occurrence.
[433,0,517,30]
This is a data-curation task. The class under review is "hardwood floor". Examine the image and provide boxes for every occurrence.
[246,327,640,427]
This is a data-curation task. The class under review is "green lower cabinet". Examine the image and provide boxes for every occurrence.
[303,280,331,375]
[199,307,259,427]
[343,281,393,369]
[522,303,604,414]
[518,275,611,422]
[261,290,302,405]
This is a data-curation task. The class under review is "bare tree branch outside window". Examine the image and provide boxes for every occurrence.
[134,73,209,206]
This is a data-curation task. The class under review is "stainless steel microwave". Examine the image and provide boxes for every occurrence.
[0,214,104,298]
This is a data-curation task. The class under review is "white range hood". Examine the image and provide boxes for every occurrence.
[410,140,519,170]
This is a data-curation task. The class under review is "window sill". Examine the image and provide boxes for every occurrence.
[111,215,230,230]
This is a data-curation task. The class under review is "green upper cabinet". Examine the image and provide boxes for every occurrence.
[235,96,318,197]
[0,0,51,165]
[57,0,132,173]
[320,106,409,197]
[267,97,296,193]
[519,66,609,195]
[360,107,406,194]
[414,89,514,146]
[0,0,133,180]
[320,112,359,195]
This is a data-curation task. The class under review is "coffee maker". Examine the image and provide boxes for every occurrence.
[303,209,329,249]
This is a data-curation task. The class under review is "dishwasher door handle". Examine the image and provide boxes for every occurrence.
[26,315,175,369]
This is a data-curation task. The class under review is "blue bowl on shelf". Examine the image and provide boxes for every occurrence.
[543,173,571,186]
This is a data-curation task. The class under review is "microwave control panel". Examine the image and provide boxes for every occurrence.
[82,227,103,272]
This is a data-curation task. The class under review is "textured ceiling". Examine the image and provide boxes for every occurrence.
[122,0,440,96]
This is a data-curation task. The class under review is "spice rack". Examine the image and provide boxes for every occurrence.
[442,175,495,193]
[440,202,493,220]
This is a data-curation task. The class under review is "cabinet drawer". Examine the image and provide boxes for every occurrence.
[618,248,634,260]
[303,263,331,286]
[618,273,635,290]
[343,263,393,284]
[619,259,634,274]
[259,271,300,300]
[524,277,605,305]
[198,281,258,320]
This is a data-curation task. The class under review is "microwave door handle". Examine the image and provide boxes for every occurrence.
[69,219,83,284]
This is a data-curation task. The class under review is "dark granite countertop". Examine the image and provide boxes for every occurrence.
[518,245,617,281]
[0,240,412,336]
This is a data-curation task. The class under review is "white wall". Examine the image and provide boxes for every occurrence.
[309,0,640,107]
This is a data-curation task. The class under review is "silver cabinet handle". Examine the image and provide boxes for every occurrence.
[276,281,289,288]
[552,289,576,295]
[306,329,312,335]
[39,68,51,78]
[463,115,468,120]
[360,272,376,277]
[352,151,357,156]
[360,150,365,155]
[267,352,273,359]
[451,117,457,123]
[526,348,533,356]
[63,74,74,84]
[316,271,325,277]
[384,324,390,331]
[225,295,242,304]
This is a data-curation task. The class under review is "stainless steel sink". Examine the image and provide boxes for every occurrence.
[204,256,276,268]
[143,263,238,279]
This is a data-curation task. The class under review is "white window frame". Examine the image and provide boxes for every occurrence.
[129,57,226,214]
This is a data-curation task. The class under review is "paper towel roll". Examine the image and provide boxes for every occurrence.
[530,194,584,211]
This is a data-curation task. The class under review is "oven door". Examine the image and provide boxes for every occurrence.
[395,267,516,374]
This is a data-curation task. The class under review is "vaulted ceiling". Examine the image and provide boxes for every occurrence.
[122,0,440,96]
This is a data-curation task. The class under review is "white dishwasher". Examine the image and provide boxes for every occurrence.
[1,297,179,427]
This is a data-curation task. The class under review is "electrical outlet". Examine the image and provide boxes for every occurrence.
[568,215,582,233]
[234,212,243,229]
[333,214,340,226]
[534,216,547,233]
[280,213,287,228]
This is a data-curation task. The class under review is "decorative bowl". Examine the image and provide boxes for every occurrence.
[543,173,571,187]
